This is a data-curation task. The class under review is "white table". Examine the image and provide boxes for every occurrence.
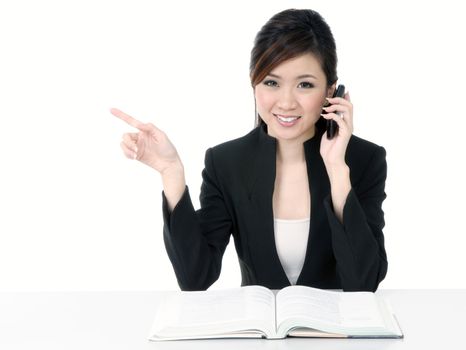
[0,289,465,349]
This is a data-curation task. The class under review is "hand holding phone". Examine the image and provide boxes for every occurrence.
[325,84,345,140]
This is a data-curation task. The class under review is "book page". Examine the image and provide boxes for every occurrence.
[276,286,342,326]
[339,292,385,328]
[275,286,386,336]
[149,285,276,340]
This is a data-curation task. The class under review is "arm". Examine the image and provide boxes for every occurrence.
[326,163,351,223]
[324,146,388,292]
[162,148,233,291]
[161,160,186,212]
[110,108,230,290]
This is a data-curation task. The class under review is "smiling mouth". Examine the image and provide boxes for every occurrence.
[273,114,302,122]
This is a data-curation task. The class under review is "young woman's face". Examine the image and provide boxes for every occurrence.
[254,53,334,143]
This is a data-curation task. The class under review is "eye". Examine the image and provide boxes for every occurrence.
[298,82,314,88]
[263,80,278,87]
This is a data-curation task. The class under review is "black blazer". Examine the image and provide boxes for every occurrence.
[162,123,388,292]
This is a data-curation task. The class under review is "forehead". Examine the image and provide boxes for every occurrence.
[269,53,324,79]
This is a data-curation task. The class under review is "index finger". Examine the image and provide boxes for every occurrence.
[326,96,351,107]
[110,108,147,130]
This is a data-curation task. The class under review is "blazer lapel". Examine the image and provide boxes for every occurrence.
[243,125,290,288]
[296,133,331,285]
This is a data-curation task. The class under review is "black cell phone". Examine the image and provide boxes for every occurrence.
[325,84,345,140]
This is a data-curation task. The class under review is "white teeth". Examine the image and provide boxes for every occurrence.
[275,114,300,122]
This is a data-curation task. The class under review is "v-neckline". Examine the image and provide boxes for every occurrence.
[245,123,329,288]
[272,159,311,221]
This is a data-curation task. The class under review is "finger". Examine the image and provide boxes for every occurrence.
[127,132,139,140]
[326,112,353,135]
[321,111,353,130]
[120,141,138,159]
[122,133,138,152]
[344,91,351,102]
[321,112,345,121]
[122,132,138,142]
[325,96,352,107]
[123,132,139,142]
[321,112,350,132]
[144,122,164,137]
[322,104,351,117]
[110,108,152,132]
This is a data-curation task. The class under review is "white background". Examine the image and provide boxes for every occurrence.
[0,0,465,291]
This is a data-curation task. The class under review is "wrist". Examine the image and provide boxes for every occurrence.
[327,163,351,199]
[161,161,186,212]
[326,164,351,222]
[161,161,185,188]
[161,160,184,178]
[325,162,349,180]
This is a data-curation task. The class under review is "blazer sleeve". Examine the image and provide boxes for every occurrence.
[161,147,233,291]
[324,146,388,292]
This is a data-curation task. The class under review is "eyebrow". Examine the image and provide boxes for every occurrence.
[266,73,317,80]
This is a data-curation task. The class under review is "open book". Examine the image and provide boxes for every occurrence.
[148,285,403,341]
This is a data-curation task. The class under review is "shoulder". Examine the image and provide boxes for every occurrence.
[206,127,260,162]
[200,128,262,183]
[211,127,259,153]
[346,134,387,181]
[347,134,386,158]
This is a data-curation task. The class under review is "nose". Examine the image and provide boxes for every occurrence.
[277,88,297,111]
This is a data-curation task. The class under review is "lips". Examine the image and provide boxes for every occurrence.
[273,114,301,122]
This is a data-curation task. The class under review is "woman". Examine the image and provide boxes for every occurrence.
[112,9,388,292]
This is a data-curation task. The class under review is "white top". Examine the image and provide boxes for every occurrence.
[273,217,310,285]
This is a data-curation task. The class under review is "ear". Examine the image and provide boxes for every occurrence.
[323,83,336,107]
[326,83,337,98]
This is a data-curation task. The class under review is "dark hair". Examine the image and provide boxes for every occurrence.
[249,9,338,130]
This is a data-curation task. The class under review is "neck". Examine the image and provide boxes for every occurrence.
[275,127,316,165]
